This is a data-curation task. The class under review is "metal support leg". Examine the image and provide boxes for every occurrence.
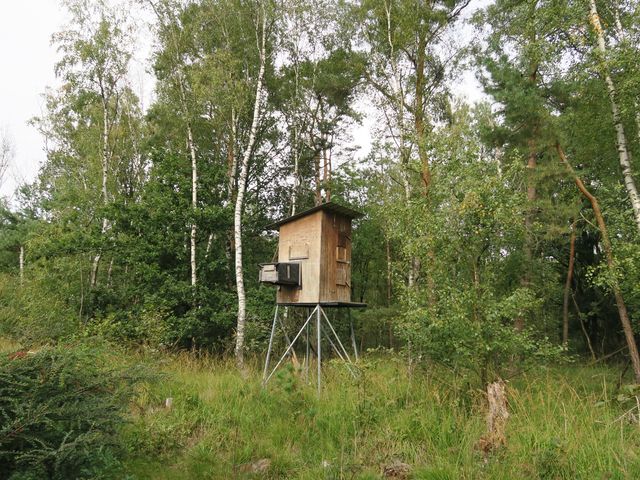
[278,316,299,365]
[321,307,353,364]
[305,312,310,383]
[264,306,317,385]
[321,325,358,378]
[349,309,359,362]
[317,304,322,396]
[262,305,279,384]
[263,304,360,390]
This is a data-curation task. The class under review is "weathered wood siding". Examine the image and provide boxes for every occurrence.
[319,211,351,303]
[275,209,353,304]
[276,211,322,304]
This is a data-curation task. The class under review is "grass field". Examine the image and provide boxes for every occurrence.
[117,352,640,479]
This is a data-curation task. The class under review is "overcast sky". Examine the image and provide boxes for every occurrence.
[0,1,66,200]
[0,0,487,202]
[0,0,153,202]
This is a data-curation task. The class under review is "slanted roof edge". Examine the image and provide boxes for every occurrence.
[265,202,364,229]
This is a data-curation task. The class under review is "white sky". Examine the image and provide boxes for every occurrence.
[0,0,489,203]
[0,1,66,200]
[0,0,153,202]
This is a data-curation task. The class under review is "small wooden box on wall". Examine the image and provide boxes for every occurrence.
[261,202,364,306]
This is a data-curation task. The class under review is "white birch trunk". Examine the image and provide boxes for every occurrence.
[234,4,267,369]
[205,233,214,259]
[149,2,199,288]
[227,108,237,200]
[91,99,111,288]
[589,0,640,231]
[187,122,197,288]
[107,258,114,288]
[19,245,24,286]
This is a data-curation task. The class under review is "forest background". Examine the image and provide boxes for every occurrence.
[2,0,640,478]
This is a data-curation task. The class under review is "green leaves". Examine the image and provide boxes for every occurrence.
[0,341,147,479]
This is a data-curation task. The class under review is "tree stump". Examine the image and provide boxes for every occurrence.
[476,379,509,458]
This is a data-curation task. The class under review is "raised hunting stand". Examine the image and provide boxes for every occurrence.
[260,202,365,393]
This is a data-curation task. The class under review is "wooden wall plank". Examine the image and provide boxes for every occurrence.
[275,208,353,305]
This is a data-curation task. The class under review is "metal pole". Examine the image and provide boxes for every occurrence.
[321,309,358,378]
[323,327,345,362]
[349,309,359,362]
[264,306,317,385]
[321,307,353,364]
[262,305,279,383]
[278,316,300,365]
[317,304,322,395]
[305,309,310,383]
[321,326,357,378]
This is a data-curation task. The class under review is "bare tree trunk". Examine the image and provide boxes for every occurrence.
[79,263,84,323]
[588,0,640,231]
[91,99,111,288]
[19,245,24,286]
[611,7,640,166]
[187,122,197,288]
[322,144,331,202]
[292,131,300,215]
[234,4,267,370]
[147,1,199,288]
[90,252,101,287]
[571,293,597,361]
[382,1,418,290]
[107,257,114,288]
[205,233,214,259]
[562,223,576,347]
[290,41,301,216]
[414,33,431,196]
[386,236,392,306]
[557,143,640,382]
[313,149,322,206]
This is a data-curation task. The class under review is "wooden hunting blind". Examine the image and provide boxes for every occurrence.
[260,202,364,306]
[260,202,365,394]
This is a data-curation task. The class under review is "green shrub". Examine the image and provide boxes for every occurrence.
[0,341,146,479]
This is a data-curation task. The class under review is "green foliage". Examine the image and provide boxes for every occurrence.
[119,353,640,479]
[0,263,79,344]
[0,341,147,480]
[361,105,564,382]
[1,0,640,408]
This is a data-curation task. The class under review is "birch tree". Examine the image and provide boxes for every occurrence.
[53,0,133,288]
[356,0,470,292]
[557,143,640,381]
[587,0,640,232]
[234,1,268,369]
[148,0,201,290]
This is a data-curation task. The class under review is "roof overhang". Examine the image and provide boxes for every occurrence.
[265,202,364,230]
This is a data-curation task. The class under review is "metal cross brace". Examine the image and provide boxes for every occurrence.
[262,304,359,394]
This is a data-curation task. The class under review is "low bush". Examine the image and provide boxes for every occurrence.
[0,341,147,480]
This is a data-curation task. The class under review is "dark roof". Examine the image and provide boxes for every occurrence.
[265,202,364,229]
